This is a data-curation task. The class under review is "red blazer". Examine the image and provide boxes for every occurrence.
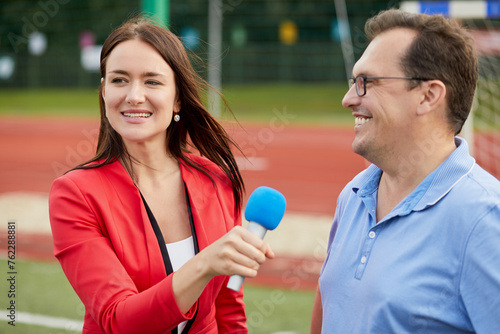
[49,154,247,334]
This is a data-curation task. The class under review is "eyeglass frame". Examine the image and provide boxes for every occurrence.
[348,74,431,97]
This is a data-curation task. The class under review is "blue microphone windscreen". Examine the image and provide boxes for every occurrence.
[244,186,286,230]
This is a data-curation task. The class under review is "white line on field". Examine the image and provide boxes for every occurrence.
[1,311,298,333]
[2,311,83,332]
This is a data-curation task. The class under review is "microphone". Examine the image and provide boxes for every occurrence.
[227,186,286,291]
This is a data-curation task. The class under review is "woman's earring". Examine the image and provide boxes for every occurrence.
[174,113,180,122]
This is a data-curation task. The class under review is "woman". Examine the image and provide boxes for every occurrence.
[49,17,274,334]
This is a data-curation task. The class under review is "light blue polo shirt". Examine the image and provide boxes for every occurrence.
[319,137,500,333]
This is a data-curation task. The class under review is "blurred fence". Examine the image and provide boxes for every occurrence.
[0,0,400,88]
[0,0,139,88]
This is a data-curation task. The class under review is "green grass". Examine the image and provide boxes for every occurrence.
[244,284,314,333]
[0,259,314,333]
[0,88,100,118]
[222,82,352,125]
[0,259,83,334]
[0,83,497,130]
[0,83,353,125]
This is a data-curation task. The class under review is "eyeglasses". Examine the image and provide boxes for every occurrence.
[349,74,431,97]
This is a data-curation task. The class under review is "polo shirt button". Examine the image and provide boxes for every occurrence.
[369,231,376,238]
[361,256,367,264]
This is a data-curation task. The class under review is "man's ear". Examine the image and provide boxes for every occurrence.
[417,80,446,116]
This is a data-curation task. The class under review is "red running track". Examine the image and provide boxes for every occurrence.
[0,117,367,214]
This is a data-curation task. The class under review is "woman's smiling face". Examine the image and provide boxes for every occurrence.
[102,38,179,147]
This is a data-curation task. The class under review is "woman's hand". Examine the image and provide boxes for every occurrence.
[199,225,275,279]
[172,226,274,313]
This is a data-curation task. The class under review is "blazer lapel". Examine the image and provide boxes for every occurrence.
[180,159,231,252]
[180,163,211,251]
[99,160,167,288]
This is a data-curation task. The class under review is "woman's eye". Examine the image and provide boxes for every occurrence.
[146,80,161,85]
[111,78,126,84]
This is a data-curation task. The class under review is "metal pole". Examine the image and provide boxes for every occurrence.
[141,0,170,27]
[208,0,223,118]
[334,0,355,81]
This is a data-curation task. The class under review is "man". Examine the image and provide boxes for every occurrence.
[311,9,500,334]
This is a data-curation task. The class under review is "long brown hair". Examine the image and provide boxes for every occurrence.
[72,16,244,211]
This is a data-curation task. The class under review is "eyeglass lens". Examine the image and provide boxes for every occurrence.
[357,76,365,96]
[349,76,366,96]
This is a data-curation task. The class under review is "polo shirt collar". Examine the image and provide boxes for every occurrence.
[414,137,475,210]
[352,137,475,216]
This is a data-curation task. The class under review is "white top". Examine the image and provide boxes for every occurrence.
[166,236,195,333]
[166,236,195,271]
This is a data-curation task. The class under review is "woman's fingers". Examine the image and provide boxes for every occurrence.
[203,226,274,278]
